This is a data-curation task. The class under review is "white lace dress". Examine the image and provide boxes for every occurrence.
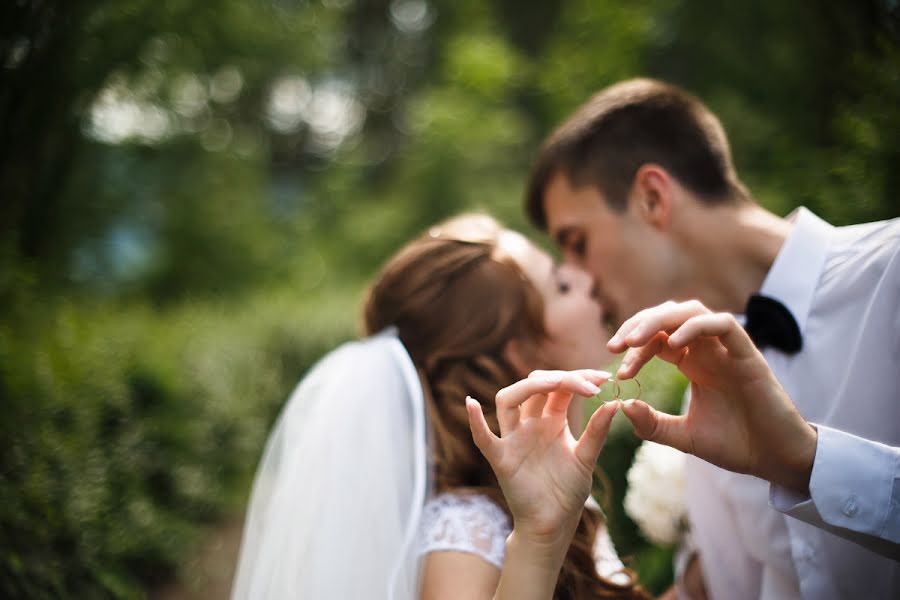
[417,492,630,585]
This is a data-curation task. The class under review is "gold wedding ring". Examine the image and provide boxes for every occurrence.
[597,377,641,402]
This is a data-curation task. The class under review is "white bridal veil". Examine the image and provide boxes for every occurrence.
[231,330,428,599]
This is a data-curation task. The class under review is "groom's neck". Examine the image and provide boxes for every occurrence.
[675,201,792,314]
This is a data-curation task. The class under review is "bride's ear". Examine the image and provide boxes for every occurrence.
[503,337,540,378]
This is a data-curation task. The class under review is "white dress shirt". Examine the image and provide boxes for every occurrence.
[683,208,900,599]
[770,426,900,560]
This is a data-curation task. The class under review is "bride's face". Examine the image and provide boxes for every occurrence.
[498,230,613,372]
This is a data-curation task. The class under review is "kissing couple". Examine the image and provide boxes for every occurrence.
[232,79,900,599]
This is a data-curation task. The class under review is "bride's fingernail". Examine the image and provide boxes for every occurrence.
[590,370,612,380]
[581,381,601,395]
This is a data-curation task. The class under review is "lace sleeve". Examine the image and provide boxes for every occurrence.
[417,493,511,569]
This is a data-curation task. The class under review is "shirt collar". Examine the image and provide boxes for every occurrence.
[758,207,833,333]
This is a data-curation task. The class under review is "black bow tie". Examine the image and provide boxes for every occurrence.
[743,294,803,354]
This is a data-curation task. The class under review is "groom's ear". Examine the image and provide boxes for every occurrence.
[631,164,673,230]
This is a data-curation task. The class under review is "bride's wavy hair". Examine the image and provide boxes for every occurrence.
[363,213,648,600]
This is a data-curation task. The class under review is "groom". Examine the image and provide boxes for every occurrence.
[524,78,900,598]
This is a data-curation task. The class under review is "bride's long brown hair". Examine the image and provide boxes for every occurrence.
[363,214,648,600]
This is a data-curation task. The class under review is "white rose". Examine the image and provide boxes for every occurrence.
[623,441,687,545]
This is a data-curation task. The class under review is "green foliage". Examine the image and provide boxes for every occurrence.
[1,287,358,597]
[2,0,899,596]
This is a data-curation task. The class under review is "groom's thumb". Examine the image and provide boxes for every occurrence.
[620,399,690,454]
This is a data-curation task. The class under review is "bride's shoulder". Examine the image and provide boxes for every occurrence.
[418,490,511,569]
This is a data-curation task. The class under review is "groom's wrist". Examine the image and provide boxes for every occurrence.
[773,422,818,493]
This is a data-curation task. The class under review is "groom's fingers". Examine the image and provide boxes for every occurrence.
[619,399,692,455]
[575,400,619,469]
[466,396,499,463]
[616,332,688,380]
[608,301,678,352]
[668,313,759,359]
[609,300,711,352]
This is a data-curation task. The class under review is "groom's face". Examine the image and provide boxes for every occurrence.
[542,170,675,329]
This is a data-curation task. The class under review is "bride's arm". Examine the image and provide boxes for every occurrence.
[464,370,618,600]
[419,551,501,599]
[492,527,580,600]
[418,530,574,600]
[417,527,580,600]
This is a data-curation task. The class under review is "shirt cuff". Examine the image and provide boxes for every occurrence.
[769,424,896,539]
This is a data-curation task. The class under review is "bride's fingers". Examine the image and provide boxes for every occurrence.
[520,371,550,419]
[466,396,499,463]
[495,377,553,435]
[574,400,619,468]
[540,373,603,419]
[530,369,611,386]
[527,370,609,420]
[519,392,548,420]
[495,372,600,436]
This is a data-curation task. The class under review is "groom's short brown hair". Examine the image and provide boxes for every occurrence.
[526,78,749,229]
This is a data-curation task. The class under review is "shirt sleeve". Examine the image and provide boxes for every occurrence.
[769,424,900,560]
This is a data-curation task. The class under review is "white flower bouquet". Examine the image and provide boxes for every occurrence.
[623,440,688,546]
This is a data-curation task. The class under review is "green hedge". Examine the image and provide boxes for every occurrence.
[0,288,357,598]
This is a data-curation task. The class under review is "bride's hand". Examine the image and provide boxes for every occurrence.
[466,370,619,546]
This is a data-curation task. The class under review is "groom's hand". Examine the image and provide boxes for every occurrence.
[606,300,817,493]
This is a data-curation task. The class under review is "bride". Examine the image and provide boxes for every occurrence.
[231,213,649,599]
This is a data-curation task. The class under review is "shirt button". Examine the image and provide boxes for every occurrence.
[842,495,859,517]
